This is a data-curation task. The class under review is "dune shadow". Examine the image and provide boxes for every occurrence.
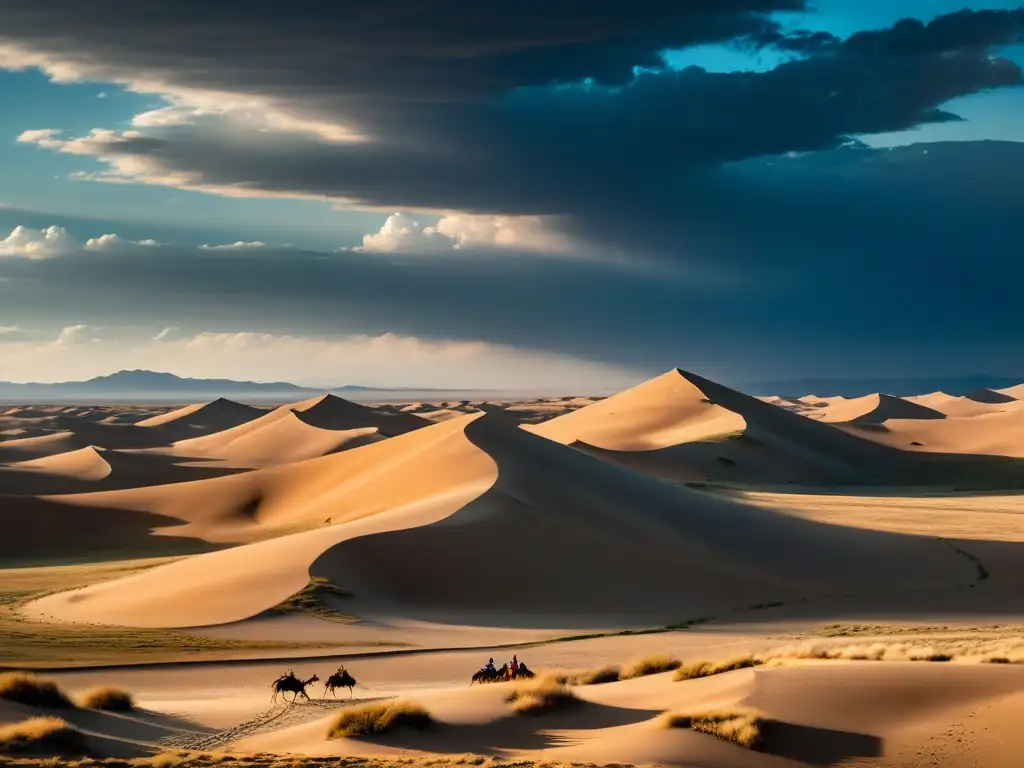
[66,705,217,744]
[363,701,660,754]
[759,720,882,765]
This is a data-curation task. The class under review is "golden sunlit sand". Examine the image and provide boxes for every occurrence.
[4,370,1024,767]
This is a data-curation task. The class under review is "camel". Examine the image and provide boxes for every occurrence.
[323,667,358,699]
[271,672,320,703]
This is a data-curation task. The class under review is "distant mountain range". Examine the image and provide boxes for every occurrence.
[3,369,1021,403]
[741,375,1023,398]
[0,369,424,402]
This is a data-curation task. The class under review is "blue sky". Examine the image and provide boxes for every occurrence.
[0,1,1022,388]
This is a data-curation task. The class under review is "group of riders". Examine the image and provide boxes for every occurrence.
[473,654,534,683]
[271,655,533,702]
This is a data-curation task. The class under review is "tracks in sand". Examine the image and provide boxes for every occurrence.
[159,697,388,751]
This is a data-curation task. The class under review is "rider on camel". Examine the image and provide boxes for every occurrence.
[482,657,496,673]
[510,655,520,676]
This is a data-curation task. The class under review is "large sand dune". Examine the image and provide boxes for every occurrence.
[528,370,1024,488]
[528,369,908,485]
[25,410,976,629]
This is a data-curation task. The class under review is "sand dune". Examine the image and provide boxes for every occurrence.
[4,445,111,482]
[527,369,917,486]
[168,394,427,466]
[527,370,746,449]
[135,397,266,434]
[25,410,976,628]
[906,391,1015,417]
[0,446,241,495]
[807,393,946,424]
[841,404,1024,459]
[22,413,495,625]
[996,383,1024,401]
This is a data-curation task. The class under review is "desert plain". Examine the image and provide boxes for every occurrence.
[4,369,1024,767]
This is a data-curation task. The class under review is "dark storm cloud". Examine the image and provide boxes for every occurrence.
[0,0,806,101]
[32,26,1020,218]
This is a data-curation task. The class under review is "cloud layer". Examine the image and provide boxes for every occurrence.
[1,4,1023,383]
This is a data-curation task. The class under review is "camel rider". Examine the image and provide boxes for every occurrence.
[483,657,496,673]
[510,655,520,676]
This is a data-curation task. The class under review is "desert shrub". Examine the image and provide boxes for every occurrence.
[986,657,1012,664]
[558,665,621,685]
[327,701,432,738]
[620,654,680,679]
[673,656,761,681]
[923,653,953,662]
[506,675,579,715]
[0,717,86,754]
[0,673,73,709]
[78,685,135,711]
[662,708,763,749]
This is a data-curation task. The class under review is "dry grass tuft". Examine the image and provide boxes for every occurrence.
[662,708,763,749]
[506,675,579,715]
[327,701,432,738]
[0,716,86,754]
[620,654,681,679]
[77,685,135,711]
[0,673,73,709]
[557,665,621,685]
[673,656,761,681]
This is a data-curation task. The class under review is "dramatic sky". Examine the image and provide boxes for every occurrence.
[1,1,1022,389]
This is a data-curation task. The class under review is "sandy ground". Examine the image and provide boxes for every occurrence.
[4,370,1024,766]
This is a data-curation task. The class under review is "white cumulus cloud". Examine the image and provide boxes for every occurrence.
[355,213,449,253]
[0,225,164,258]
[0,225,78,259]
[356,212,574,254]
[85,233,162,251]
